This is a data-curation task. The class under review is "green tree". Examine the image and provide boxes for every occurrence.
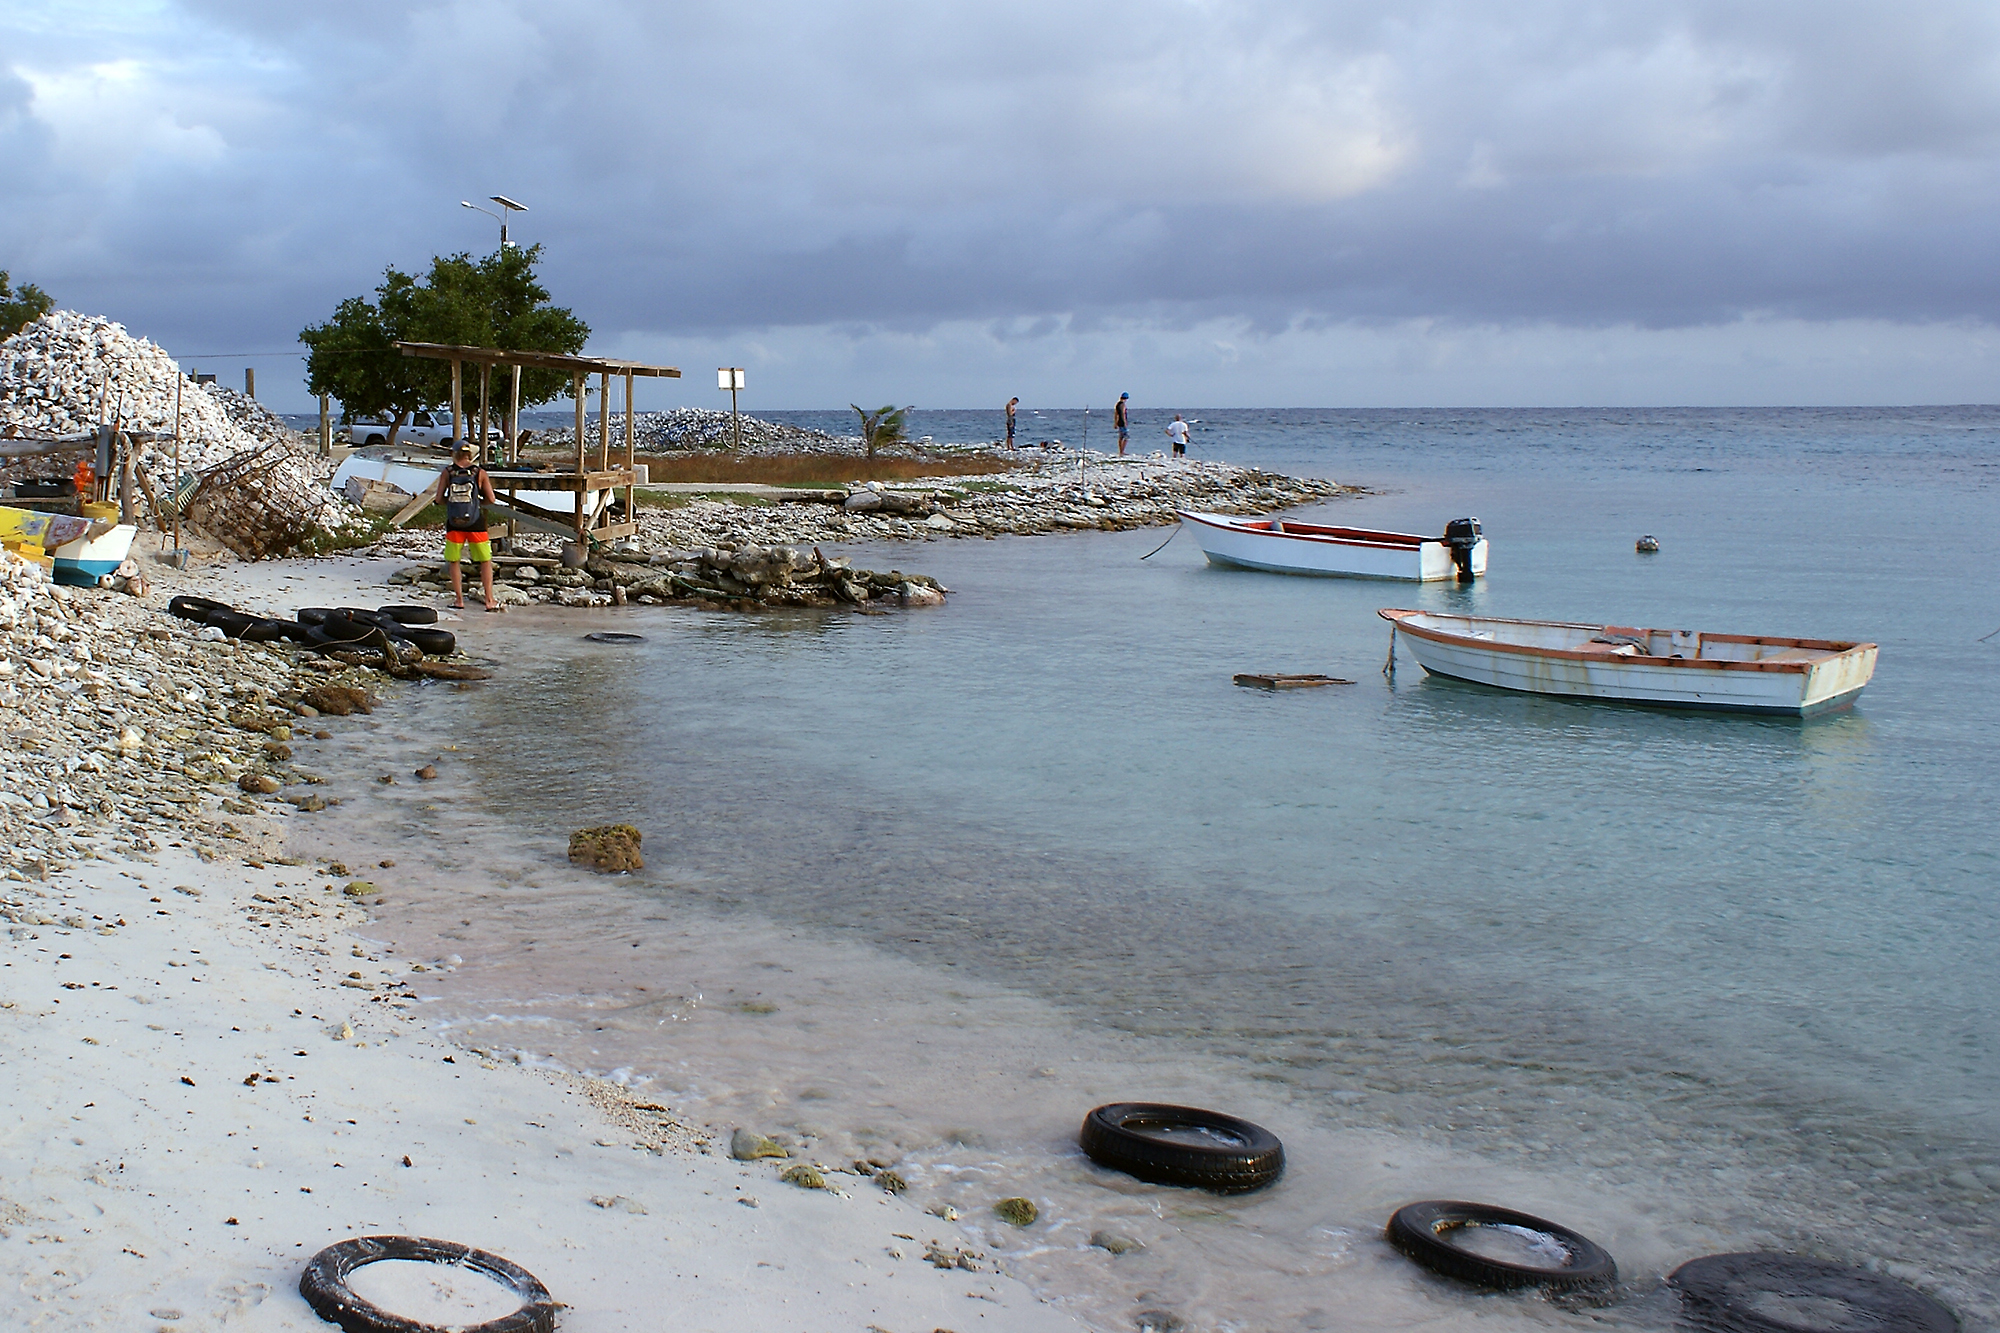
[851,403,913,459]
[300,245,588,449]
[0,270,54,340]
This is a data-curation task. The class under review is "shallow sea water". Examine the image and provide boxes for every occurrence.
[298,409,2000,1332]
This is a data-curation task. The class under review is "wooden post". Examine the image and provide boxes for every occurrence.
[118,434,135,525]
[508,364,522,464]
[478,362,490,464]
[624,369,635,526]
[318,393,331,458]
[172,376,182,556]
[598,370,610,472]
[450,359,463,447]
[572,372,586,547]
[245,366,255,400]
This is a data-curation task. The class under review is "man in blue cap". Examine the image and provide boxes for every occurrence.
[1114,392,1130,455]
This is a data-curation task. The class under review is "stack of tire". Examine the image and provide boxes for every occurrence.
[167,598,454,658]
[296,607,455,658]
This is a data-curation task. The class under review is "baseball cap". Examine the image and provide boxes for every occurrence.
[453,441,475,457]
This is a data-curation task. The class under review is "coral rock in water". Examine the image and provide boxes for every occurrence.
[569,823,643,873]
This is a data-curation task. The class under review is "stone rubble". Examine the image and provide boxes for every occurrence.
[0,549,408,883]
[0,310,369,557]
[536,407,849,456]
[386,542,947,611]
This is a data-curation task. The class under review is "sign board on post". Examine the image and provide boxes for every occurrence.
[718,368,745,450]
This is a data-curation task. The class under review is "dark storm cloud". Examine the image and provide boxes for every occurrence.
[7,0,2000,358]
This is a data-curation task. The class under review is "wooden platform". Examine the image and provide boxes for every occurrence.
[1232,673,1354,690]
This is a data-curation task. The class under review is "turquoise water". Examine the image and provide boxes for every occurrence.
[347,409,2000,1329]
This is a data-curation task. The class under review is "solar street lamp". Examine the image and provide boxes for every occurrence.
[461,195,529,247]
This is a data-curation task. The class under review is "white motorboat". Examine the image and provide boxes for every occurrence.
[1178,511,1488,582]
[1379,609,1877,716]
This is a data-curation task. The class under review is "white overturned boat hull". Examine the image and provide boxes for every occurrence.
[1178,511,1487,581]
[1380,609,1877,716]
[51,523,136,587]
[331,453,588,515]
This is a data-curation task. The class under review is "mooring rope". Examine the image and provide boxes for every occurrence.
[1138,524,1180,560]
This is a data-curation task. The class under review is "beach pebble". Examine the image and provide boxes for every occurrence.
[779,1163,828,1190]
[1090,1230,1143,1254]
[927,1203,959,1222]
[590,1194,648,1214]
[877,1170,908,1194]
[343,881,375,896]
[237,773,280,795]
[414,764,437,780]
[730,1128,787,1160]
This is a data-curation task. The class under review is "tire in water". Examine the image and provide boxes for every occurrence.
[1078,1102,1284,1193]
[1385,1200,1616,1293]
[1668,1252,1957,1333]
[399,626,456,656]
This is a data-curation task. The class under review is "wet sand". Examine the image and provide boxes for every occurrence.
[0,549,1080,1332]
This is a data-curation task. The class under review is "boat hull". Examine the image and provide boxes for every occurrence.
[51,523,137,586]
[1179,511,1487,581]
[1381,610,1876,716]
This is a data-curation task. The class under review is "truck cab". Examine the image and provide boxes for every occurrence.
[345,413,499,450]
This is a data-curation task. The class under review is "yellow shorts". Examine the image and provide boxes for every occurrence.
[444,531,492,563]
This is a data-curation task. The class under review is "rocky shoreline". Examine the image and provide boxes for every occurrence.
[364,446,1348,608]
[0,551,417,880]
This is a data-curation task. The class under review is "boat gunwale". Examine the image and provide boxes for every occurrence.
[1377,608,1876,673]
[1177,510,1437,551]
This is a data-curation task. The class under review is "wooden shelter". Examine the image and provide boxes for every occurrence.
[394,341,681,548]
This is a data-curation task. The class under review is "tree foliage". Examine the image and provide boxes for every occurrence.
[299,245,588,447]
[851,403,913,459]
[0,270,54,340]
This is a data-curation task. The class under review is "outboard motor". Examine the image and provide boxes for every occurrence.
[1443,517,1481,582]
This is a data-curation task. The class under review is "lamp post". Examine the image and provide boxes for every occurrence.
[460,195,529,248]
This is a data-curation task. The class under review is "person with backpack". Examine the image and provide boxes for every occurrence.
[434,442,501,612]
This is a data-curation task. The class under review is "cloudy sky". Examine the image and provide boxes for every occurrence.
[5,0,2000,410]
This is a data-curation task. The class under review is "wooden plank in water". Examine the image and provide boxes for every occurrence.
[1233,673,1354,690]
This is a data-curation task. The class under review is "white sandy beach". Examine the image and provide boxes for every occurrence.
[1,546,1085,1332]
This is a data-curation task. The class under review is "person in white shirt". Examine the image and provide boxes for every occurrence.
[1165,414,1190,457]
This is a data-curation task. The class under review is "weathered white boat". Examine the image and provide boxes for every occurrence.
[1,502,135,586]
[1379,610,1877,716]
[51,521,137,587]
[1179,511,1488,581]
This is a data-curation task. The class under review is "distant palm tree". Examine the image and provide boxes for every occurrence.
[852,403,913,459]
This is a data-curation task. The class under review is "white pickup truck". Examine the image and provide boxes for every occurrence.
[344,412,501,449]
